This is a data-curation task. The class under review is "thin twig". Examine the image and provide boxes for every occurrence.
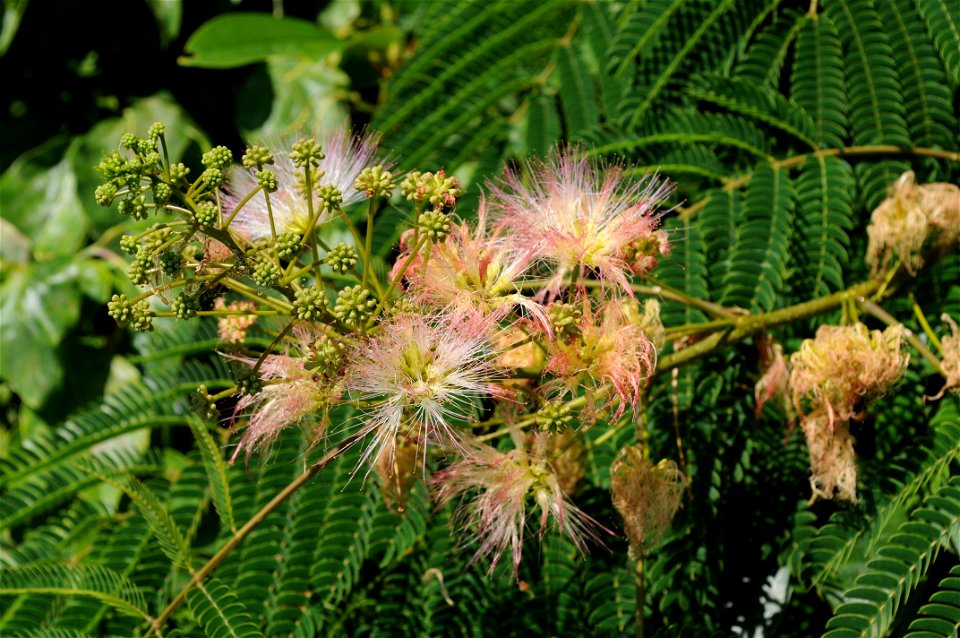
[144,434,362,637]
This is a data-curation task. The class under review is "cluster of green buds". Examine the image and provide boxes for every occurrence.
[355,166,395,198]
[107,294,154,332]
[400,170,461,210]
[304,334,344,376]
[548,302,583,338]
[535,400,576,433]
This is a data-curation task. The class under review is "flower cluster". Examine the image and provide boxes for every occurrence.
[93,124,700,576]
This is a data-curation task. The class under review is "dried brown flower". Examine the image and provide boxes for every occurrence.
[789,323,909,501]
[930,314,960,400]
[610,446,684,557]
[866,171,960,276]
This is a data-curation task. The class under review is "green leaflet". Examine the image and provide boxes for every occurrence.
[793,156,855,297]
[828,0,910,145]
[187,417,237,534]
[721,162,795,312]
[791,14,848,149]
[186,577,264,638]
[0,565,150,622]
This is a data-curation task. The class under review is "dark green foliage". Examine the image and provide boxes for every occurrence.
[721,163,795,311]
[3,1,958,636]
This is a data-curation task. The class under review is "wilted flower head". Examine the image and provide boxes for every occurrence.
[545,300,657,417]
[489,150,673,296]
[610,447,684,558]
[223,130,382,242]
[396,200,547,328]
[230,325,344,462]
[866,171,960,276]
[931,314,960,400]
[790,323,909,501]
[345,310,505,472]
[432,433,609,577]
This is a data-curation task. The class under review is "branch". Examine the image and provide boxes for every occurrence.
[679,145,960,219]
[656,280,881,370]
[144,434,362,637]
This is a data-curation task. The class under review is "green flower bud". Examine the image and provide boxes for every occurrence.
[193,201,218,227]
[304,334,344,374]
[95,182,118,207]
[354,165,394,198]
[316,183,343,210]
[293,286,327,321]
[243,144,274,169]
[160,250,183,276]
[276,233,302,261]
[97,152,126,179]
[251,257,282,287]
[169,162,190,184]
[148,122,165,143]
[107,293,153,331]
[138,146,159,163]
[119,234,139,255]
[400,170,422,200]
[171,291,201,320]
[121,133,138,149]
[107,293,133,325]
[548,302,583,338]
[131,310,154,332]
[417,209,451,243]
[401,170,460,209]
[387,297,418,318]
[324,242,358,274]
[128,247,153,285]
[333,285,377,329]
[235,368,264,396]
[256,169,279,193]
[202,167,224,188]
[118,194,148,220]
[290,138,324,168]
[192,385,219,420]
[535,401,575,433]
[143,225,172,253]
[152,182,172,205]
[202,145,233,170]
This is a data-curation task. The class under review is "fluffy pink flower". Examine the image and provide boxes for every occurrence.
[545,300,656,418]
[230,325,343,462]
[396,199,548,329]
[345,310,505,472]
[223,130,382,242]
[489,150,673,297]
[432,433,609,577]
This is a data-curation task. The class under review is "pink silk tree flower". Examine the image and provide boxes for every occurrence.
[229,325,344,462]
[398,199,549,330]
[344,310,506,473]
[223,130,383,243]
[545,300,657,418]
[488,150,673,298]
[432,432,610,578]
